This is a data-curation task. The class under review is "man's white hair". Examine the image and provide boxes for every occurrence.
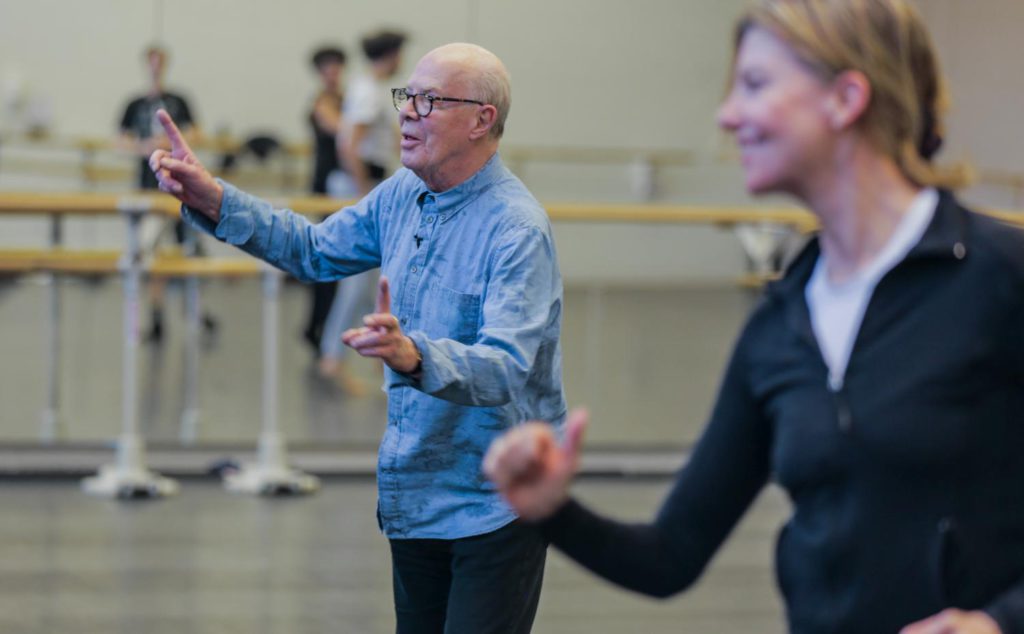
[427,43,511,139]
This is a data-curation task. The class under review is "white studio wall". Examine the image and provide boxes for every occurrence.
[0,0,742,148]
[0,0,1020,281]
[1,0,1018,195]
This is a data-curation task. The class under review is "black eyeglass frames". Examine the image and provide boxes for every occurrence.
[392,88,486,117]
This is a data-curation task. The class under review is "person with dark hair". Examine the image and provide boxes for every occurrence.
[309,46,347,194]
[150,42,562,633]
[315,30,408,387]
[485,1,1024,632]
[118,45,215,342]
[301,45,348,358]
[340,29,406,196]
[361,30,407,68]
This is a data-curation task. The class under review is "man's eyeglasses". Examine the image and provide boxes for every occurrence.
[392,88,485,117]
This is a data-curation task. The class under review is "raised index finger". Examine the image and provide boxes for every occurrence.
[155,108,190,155]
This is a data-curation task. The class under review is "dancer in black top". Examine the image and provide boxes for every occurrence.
[301,46,348,356]
[485,1,1023,632]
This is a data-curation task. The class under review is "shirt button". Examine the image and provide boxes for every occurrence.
[953,242,966,259]
[400,317,407,326]
[426,216,434,223]
[439,214,446,221]
[410,266,418,273]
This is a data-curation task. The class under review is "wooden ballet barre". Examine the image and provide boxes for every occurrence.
[74,135,311,158]
[268,195,356,215]
[32,134,695,166]
[280,196,822,228]
[0,191,178,216]
[543,203,819,230]
[263,198,1024,231]
[0,191,353,219]
[0,191,338,218]
[8,133,1024,207]
[978,169,1024,190]
[0,191,1020,229]
[148,256,262,277]
[0,248,261,277]
[544,202,1023,230]
[502,146,693,167]
[0,249,121,274]
[737,272,782,288]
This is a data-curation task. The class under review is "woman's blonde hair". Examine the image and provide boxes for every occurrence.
[735,0,969,189]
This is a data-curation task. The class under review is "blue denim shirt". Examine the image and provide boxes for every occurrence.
[182,153,566,539]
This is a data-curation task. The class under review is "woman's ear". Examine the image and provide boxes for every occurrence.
[827,69,872,130]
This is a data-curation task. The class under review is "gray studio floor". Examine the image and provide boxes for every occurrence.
[0,479,789,634]
[0,275,790,632]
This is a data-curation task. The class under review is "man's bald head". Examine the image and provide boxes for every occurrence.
[421,43,511,139]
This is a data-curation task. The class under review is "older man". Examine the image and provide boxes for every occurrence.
[150,43,564,633]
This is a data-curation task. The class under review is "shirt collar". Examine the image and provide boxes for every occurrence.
[771,189,969,298]
[814,188,938,289]
[906,188,969,260]
[414,153,506,222]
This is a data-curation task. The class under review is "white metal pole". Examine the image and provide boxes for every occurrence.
[40,215,62,442]
[82,202,178,498]
[223,266,318,495]
[260,267,284,467]
[179,226,200,444]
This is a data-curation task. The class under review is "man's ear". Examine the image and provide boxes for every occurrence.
[827,69,871,131]
[469,104,498,140]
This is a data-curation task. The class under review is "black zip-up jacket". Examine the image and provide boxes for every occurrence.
[544,192,1024,633]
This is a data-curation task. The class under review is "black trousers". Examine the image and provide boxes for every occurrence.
[389,520,547,634]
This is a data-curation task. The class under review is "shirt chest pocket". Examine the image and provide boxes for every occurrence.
[422,283,482,345]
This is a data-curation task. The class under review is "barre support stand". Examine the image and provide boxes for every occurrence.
[82,200,178,499]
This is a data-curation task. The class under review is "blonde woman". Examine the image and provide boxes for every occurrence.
[485,1,1023,632]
